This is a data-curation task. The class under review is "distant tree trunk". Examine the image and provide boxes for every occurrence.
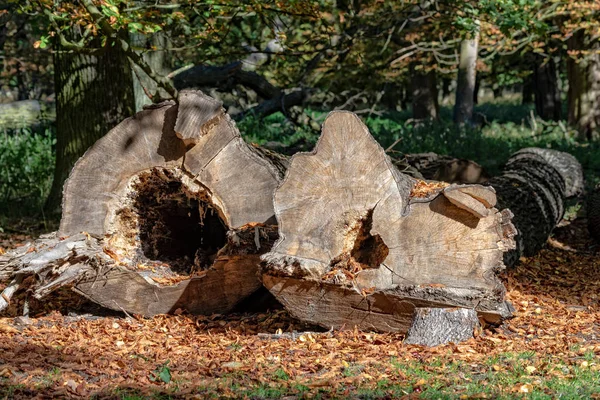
[534,56,562,121]
[567,33,600,140]
[441,77,451,100]
[493,86,502,99]
[522,75,534,104]
[130,32,170,111]
[473,76,480,104]
[45,36,136,214]
[381,82,401,111]
[454,32,479,125]
[411,65,439,120]
[400,82,411,110]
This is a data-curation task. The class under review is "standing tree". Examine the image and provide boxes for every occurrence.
[410,63,439,120]
[533,55,562,121]
[454,30,479,125]
[46,34,136,213]
[567,31,600,140]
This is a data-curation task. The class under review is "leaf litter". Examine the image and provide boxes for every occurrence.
[0,216,599,398]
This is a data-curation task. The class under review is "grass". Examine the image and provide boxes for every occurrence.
[1,350,598,399]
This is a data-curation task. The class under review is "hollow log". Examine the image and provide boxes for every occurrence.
[261,111,516,334]
[487,147,584,267]
[1,90,285,316]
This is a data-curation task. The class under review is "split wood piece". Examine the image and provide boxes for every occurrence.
[404,308,480,347]
[487,147,584,267]
[262,111,516,334]
[2,90,285,316]
[0,225,278,316]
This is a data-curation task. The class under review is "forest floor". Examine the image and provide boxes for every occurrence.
[0,213,599,399]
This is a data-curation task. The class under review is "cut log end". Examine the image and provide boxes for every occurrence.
[404,307,480,347]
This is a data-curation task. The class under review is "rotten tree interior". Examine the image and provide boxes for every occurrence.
[113,168,229,275]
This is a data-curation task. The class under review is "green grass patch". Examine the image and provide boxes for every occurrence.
[0,127,55,219]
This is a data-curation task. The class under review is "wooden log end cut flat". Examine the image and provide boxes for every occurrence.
[404,307,480,347]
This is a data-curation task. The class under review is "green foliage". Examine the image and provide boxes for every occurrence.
[241,103,600,182]
[150,361,172,384]
[0,128,55,217]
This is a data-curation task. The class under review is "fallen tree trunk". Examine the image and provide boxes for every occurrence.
[261,112,516,334]
[487,148,584,267]
[1,90,285,316]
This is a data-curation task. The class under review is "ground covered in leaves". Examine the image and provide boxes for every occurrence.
[1,215,599,399]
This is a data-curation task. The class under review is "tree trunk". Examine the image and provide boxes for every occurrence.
[411,65,439,120]
[45,36,136,215]
[454,33,479,125]
[567,33,600,140]
[522,75,534,104]
[1,90,286,317]
[534,56,562,121]
[404,308,480,346]
[261,112,516,334]
[587,184,600,242]
[473,75,480,105]
[130,32,170,111]
[487,148,583,267]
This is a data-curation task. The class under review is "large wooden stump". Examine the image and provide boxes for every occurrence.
[1,90,285,316]
[487,148,584,266]
[262,112,516,333]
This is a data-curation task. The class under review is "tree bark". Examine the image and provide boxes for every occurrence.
[534,56,562,121]
[454,33,479,125]
[130,32,170,111]
[404,308,480,346]
[410,65,439,120]
[567,33,600,140]
[45,36,136,215]
[473,76,480,105]
[522,75,534,104]
[487,148,583,267]
[261,112,516,334]
[588,184,600,242]
[2,90,286,317]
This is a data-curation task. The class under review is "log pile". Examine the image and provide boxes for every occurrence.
[5,91,585,344]
[1,90,284,316]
